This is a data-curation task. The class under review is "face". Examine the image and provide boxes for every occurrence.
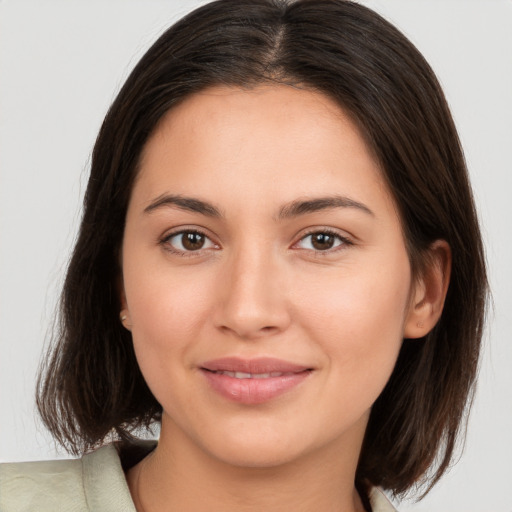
[121,85,417,468]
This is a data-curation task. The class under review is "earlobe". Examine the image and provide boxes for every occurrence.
[404,240,451,339]
[118,280,132,331]
[120,309,132,331]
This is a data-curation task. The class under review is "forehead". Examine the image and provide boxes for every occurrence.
[132,84,395,220]
[140,85,357,167]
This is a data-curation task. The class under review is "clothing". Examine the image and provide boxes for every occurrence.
[0,444,397,511]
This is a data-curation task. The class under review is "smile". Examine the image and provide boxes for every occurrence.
[210,371,297,379]
[200,357,313,404]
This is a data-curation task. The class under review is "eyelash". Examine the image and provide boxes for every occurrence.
[159,228,352,257]
[160,229,218,257]
[293,228,353,255]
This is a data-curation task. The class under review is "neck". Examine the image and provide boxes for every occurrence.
[127,414,368,512]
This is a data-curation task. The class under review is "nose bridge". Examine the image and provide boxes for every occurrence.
[215,240,289,338]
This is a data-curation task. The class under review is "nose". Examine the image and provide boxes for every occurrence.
[213,247,291,340]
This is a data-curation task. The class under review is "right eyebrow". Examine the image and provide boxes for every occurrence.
[143,194,223,218]
[277,195,374,219]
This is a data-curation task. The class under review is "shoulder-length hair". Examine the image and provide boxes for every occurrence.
[37,0,488,497]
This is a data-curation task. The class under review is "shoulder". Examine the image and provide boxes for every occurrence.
[0,444,137,512]
[369,487,398,512]
[0,454,86,511]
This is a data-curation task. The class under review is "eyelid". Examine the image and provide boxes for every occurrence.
[291,227,354,253]
[159,226,220,256]
[158,225,353,257]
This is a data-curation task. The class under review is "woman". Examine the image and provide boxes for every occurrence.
[0,1,487,511]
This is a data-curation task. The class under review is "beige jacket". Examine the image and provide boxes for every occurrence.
[0,444,397,511]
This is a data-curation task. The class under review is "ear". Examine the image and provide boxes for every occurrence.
[404,240,452,339]
[119,308,132,331]
[118,275,132,331]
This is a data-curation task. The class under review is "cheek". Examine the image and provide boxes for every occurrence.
[124,250,211,335]
[122,255,215,385]
[123,278,210,417]
[296,260,410,395]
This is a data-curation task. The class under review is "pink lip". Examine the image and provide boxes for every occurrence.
[200,357,313,404]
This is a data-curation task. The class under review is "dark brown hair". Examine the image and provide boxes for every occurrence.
[37,0,488,498]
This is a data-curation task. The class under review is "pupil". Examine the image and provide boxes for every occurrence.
[183,232,204,250]
[312,233,334,250]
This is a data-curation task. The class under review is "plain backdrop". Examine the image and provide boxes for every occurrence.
[1,1,511,510]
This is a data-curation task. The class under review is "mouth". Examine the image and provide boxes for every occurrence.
[200,357,313,404]
[205,370,301,379]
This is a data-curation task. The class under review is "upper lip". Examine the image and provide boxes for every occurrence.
[200,357,311,374]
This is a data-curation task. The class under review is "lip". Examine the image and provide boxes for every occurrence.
[200,357,313,404]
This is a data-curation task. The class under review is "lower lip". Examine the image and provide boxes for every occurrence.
[201,370,312,404]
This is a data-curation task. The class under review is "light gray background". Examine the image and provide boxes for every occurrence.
[1,1,511,510]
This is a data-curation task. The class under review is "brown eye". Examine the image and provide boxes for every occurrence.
[165,230,216,253]
[296,231,348,252]
[182,232,205,250]
[311,233,335,250]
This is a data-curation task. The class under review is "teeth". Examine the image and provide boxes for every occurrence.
[216,371,290,379]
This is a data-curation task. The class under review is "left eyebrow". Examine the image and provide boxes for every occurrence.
[143,194,222,217]
[277,195,374,219]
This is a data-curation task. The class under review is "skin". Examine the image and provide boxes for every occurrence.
[120,85,450,512]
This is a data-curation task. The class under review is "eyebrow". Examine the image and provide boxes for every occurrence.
[277,196,374,219]
[144,194,222,217]
[143,193,373,219]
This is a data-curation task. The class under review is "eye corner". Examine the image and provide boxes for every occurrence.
[292,228,354,254]
[159,227,220,257]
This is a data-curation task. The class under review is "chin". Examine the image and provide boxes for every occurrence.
[212,442,305,469]
[197,421,331,470]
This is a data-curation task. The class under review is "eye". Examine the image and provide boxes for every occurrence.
[163,230,217,253]
[295,230,349,251]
